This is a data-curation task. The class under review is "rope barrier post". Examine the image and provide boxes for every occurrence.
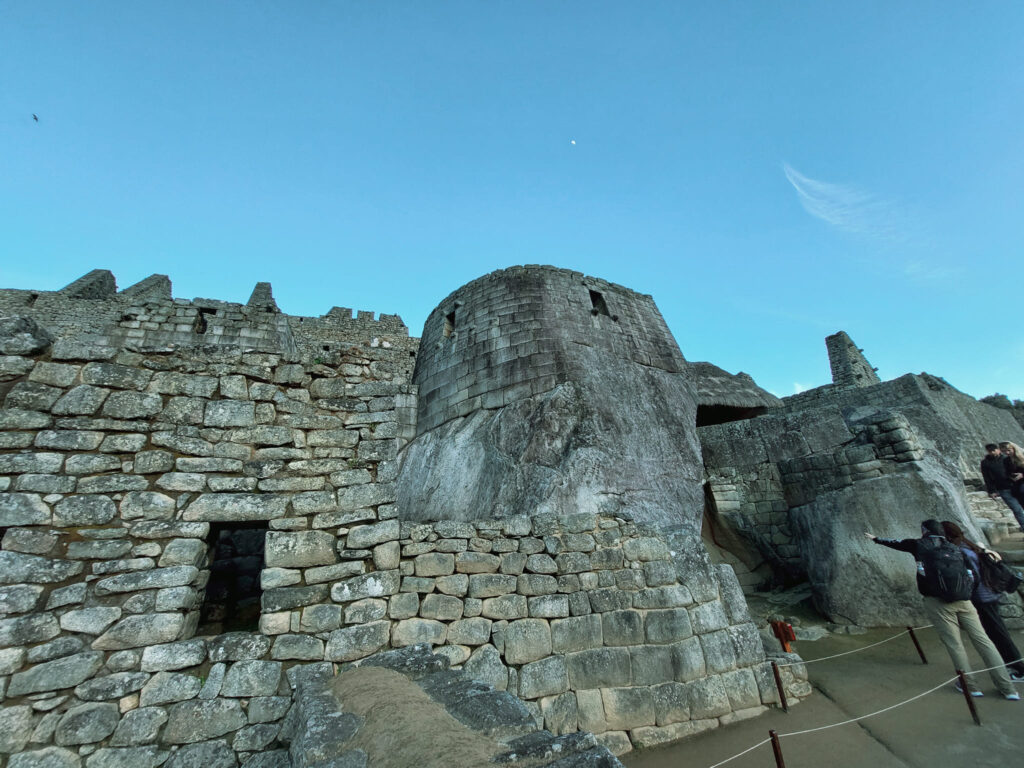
[771,661,789,712]
[907,626,928,664]
[769,730,787,768]
[956,669,982,726]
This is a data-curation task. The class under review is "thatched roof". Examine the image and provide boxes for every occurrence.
[689,361,782,410]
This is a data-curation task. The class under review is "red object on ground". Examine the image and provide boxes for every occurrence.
[770,620,796,653]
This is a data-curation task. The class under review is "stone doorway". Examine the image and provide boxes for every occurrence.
[197,522,267,635]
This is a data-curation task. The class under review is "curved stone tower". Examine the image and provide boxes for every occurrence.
[397,265,704,530]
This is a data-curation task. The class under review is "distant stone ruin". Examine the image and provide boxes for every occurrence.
[1,265,1020,765]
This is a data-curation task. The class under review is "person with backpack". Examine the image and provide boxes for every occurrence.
[864,519,1020,699]
[941,520,1024,680]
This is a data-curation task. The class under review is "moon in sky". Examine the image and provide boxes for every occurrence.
[570,139,576,145]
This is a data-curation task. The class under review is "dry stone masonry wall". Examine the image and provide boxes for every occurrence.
[0,267,811,766]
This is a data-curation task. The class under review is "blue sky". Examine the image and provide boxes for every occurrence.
[2,2,1022,400]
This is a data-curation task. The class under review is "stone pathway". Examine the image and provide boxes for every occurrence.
[624,624,1024,768]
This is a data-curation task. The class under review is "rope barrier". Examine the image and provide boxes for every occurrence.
[703,737,772,768]
[774,625,933,667]
[699,623,1023,768]
[777,675,959,737]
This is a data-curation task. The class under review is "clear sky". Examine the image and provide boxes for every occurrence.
[2,2,1022,400]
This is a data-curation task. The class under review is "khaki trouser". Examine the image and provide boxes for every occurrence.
[923,596,1015,695]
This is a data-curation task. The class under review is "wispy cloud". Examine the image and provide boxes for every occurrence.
[903,260,964,283]
[793,382,808,394]
[783,163,908,243]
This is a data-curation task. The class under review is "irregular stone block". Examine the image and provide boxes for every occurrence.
[95,566,198,595]
[0,705,34,754]
[85,746,165,768]
[159,538,206,567]
[518,655,569,700]
[0,493,50,526]
[602,686,656,730]
[0,408,52,429]
[221,660,282,697]
[262,585,329,612]
[304,561,364,585]
[565,648,631,689]
[82,362,151,390]
[74,671,149,701]
[670,636,707,682]
[650,681,690,725]
[331,570,400,602]
[0,453,62,474]
[139,671,203,706]
[469,573,518,598]
[54,702,119,745]
[345,519,400,549]
[208,633,272,662]
[102,390,163,419]
[645,608,693,644]
[265,530,337,567]
[518,574,558,596]
[109,707,167,746]
[630,644,674,686]
[59,607,121,635]
[77,474,149,493]
[92,613,185,650]
[527,594,570,618]
[504,618,552,665]
[446,617,492,646]
[162,699,247,744]
[551,614,602,654]
[325,620,390,661]
[0,585,43,618]
[140,638,207,671]
[51,494,114,526]
[414,552,455,577]
[481,594,528,620]
[8,747,82,768]
[271,634,324,660]
[700,629,738,674]
[5,381,61,410]
[149,372,218,398]
[0,612,59,645]
[66,539,131,560]
[455,551,501,574]
[392,618,447,646]
[0,551,82,584]
[183,493,287,521]
[4,528,58,556]
[685,675,732,719]
[539,691,578,735]
[689,600,729,634]
[525,554,558,574]
[602,610,644,646]
[634,585,693,609]
[52,385,109,415]
[205,400,256,427]
[622,537,670,562]
[344,598,387,624]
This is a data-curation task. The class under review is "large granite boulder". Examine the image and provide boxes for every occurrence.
[0,316,53,356]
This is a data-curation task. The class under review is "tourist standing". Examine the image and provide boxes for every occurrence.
[982,443,1024,531]
[941,520,1024,680]
[865,520,1019,699]
[999,441,1024,508]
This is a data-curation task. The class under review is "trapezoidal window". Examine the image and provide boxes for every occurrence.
[198,522,267,634]
[442,311,456,338]
[589,290,610,317]
[194,307,217,335]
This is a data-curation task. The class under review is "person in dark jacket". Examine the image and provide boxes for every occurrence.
[865,519,1019,699]
[941,520,1024,680]
[982,443,1024,530]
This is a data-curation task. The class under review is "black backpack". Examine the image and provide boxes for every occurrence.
[916,536,974,602]
[979,552,1023,594]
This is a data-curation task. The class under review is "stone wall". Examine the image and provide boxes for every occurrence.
[413,265,684,434]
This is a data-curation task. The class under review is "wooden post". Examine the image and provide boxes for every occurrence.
[907,626,928,664]
[957,669,982,725]
[771,660,789,712]
[769,729,787,768]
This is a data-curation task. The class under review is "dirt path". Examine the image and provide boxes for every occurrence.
[624,625,1024,768]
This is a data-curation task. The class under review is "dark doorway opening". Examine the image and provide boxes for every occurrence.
[198,522,266,634]
[695,404,768,427]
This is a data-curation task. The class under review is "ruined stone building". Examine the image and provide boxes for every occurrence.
[0,266,1021,766]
